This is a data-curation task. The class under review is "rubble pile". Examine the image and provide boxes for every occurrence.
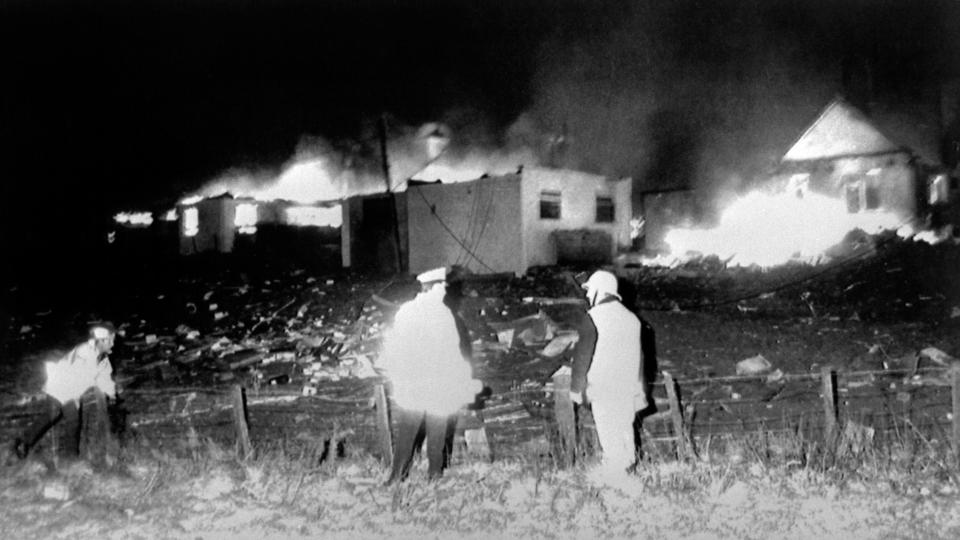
[107,270,403,395]
[92,266,587,396]
[623,233,960,323]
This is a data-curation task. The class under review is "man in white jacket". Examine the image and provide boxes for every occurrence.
[570,271,647,479]
[14,322,118,459]
[378,267,483,483]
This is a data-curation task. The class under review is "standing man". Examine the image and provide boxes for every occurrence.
[570,270,648,479]
[378,267,483,483]
[14,322,118,460]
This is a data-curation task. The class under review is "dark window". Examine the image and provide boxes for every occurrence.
[596,196,615,223]
[844,182,861,213]
[540,190,561,219]
[864,184,880,210]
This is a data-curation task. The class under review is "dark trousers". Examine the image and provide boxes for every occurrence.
[388,407,456,483]
[21,397,81,457]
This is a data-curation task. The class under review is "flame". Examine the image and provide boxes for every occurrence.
[234,203,258,234]
[183,207,199,237]
[113,212,154,226]
[412,163,488,183]
[657,189,907,267]
[181,158,343,205]
[285,206,342,228]
[410,148,536,184]
[249,159,343,203]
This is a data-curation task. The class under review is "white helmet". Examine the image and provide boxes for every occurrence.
[582,270,621,303]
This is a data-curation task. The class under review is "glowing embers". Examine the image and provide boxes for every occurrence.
[113,212,154,227]
[284,205,342,228]
[183,207,199,237]
[662,190,904,267]
[235,203,258,235]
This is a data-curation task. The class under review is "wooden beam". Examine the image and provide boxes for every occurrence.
[952,367,960,459]
[80,390,114,467]
[231,385,252,459]
[552,368,576,468]
[373,384,393,467]
[663,372,687,461]
[821,366,839,444]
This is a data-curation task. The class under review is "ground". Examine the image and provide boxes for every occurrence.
[1,235,959,538]
[2,455,960,539]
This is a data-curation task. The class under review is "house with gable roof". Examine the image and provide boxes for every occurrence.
[773,97,959,230]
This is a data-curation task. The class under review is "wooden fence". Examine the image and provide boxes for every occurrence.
[2,365,958,466]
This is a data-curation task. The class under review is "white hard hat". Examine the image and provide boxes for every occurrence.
[582,270,620,300]
[91,325,115,340]
[416,267,448,284]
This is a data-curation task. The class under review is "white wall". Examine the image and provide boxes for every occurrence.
[519,167,632,269]
[406,176,524,275]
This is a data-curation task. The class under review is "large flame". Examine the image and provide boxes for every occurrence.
[410,148,537,184]
[183,158,343,205]
[659,189,907,267]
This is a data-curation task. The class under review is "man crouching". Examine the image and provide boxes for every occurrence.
[14,322,118,460]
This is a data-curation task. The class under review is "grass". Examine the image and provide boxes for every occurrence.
[3,419,960,539]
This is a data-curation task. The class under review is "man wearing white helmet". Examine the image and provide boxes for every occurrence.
[378,267,484,483]
[571,270,647,478]
[14,322,119,460]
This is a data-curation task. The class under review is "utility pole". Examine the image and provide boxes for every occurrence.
[378,113,403,273]
[378,114,392,192]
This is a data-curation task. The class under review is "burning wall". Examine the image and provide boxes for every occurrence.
[640,98,947,268]
[178,195,342,256]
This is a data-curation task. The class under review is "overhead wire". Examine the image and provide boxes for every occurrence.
[456,178,497,268]
[412,186,497,272]
[454,180,483,267]
[467,179,497,267]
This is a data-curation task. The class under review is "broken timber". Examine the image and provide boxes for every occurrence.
[663,372,688,460]
[232,385,252,459]
[373,383,392,465]
[821,366,839,444]
[953,367,960,458]
[552,367,576,468]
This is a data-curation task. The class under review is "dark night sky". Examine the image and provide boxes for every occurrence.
[2,0,959,282]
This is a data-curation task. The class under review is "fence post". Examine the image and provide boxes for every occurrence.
[821,367,839,444]
[663,372,687,461]
[231,385,252,459]
[373,384,393,466]
[79,389,115,467]
[553,367,576,468]
[952,367,960,459]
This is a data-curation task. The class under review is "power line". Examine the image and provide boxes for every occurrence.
[412,186,497,273]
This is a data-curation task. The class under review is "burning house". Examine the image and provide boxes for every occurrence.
[177,193,341,258]
[772,97,955,230]
[342,167,633,275]
[644,97,960,268]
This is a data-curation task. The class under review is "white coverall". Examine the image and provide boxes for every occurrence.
[377,285,481,416]
[45,339,117,404]
[572,298,645,473]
